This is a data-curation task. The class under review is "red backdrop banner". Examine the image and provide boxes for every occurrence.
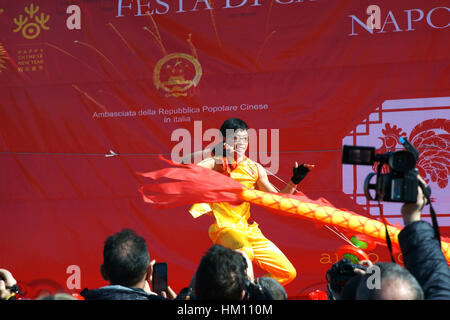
[0,0,449,298]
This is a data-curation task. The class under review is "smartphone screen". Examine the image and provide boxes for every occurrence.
[152,262,168,294]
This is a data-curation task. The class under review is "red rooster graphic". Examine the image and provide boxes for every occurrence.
[377,119,450,189]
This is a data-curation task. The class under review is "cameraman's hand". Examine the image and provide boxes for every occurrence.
[354,260,373,275]
[0,269,17,300]
[359,260,373,268]
[159,286,177,300]
[291,162,314,185]
[144,259,156,295]
[144,260,176,299]
[235,249,254,282]
[401,176,427,225]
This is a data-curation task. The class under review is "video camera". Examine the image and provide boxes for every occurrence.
[244,279,274,300]
[326,258,367,299]
[342,137,421,203]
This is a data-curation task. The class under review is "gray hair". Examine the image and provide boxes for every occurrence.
[356,262,424,300]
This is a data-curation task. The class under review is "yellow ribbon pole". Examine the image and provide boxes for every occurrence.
[241,188,450,262]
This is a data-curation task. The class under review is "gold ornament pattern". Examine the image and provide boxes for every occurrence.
[13,3,50,40]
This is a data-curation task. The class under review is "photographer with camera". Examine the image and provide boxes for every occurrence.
[327,257,425,300]
[326,250,425,300]
[326,258,375,300]
[397,177,450,300]
[343,138,450,300]
[353,178,450,300]
[191,244,277,300]
[193,244,249,300]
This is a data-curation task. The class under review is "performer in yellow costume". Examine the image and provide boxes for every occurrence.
[186,118,313,286]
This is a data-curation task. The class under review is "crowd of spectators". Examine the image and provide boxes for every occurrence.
[327,182,450,300]
[0,228,285,301]
[1,184,449,301]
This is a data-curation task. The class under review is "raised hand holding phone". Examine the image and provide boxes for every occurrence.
[152,262,168,295]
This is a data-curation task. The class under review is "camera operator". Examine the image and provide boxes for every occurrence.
[343,139,450,299]
[398,177,450,300]
[328,258,424,300]
[326,258,371,300]
[352,177,450,300]
[189,245,277,300]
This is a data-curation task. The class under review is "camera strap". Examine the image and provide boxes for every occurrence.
[429,204,442,248]
[378,200,396,263]
[378,185,442,262]
[375,164,396,263]
[419,182,442,248]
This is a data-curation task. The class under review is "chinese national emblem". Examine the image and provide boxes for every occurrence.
[153,53,202,97]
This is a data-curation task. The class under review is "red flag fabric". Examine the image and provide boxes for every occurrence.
[138,157,244,207]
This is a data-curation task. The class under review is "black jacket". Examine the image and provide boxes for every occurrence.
[398,220,450,300]
[81,285,166,301]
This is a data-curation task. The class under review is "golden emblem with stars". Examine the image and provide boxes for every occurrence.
[153,53,202,97]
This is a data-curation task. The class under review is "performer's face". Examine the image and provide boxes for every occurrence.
[230,129,249,157]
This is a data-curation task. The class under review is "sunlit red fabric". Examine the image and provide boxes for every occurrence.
[138,157,244,207]
[0,0,449,298]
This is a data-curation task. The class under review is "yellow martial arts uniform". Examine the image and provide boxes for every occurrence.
[189,156,297,286]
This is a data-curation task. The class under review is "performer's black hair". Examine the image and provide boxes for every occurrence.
[219,118,249,138]
[212,118,249,157]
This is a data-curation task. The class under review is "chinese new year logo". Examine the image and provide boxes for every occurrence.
[153,53,202,97]
[13,3,50,40]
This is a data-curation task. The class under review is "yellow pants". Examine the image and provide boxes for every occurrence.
[208,222,297,286]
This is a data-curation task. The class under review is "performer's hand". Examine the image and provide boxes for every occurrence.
[223,142,235,156]
[291,162,314,185]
